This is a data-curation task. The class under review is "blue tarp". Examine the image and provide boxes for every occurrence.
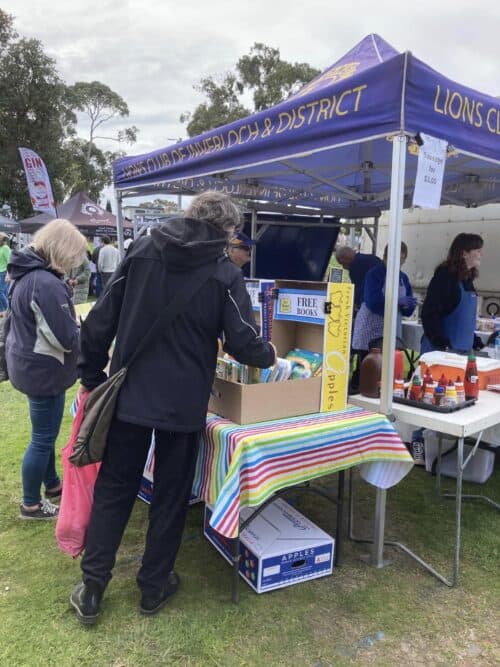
[114,34,500,210]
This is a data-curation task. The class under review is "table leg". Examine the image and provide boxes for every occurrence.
[335,471,345,566]
[439,431,498,510]
[232,536,240,605]
[436,435,442,494]
[373,488,387,567]
[453,436,464,587]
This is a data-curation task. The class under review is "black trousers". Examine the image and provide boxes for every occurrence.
[81,417,200,597]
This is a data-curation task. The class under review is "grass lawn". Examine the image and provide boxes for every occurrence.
[0,380,499,666]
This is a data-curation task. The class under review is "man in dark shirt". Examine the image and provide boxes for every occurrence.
[335,246,383,311]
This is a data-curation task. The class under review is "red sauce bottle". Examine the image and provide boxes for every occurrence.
[422,368,433,392]
[464,352,479,400]
[409,375,422,401]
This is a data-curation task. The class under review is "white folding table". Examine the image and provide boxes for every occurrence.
[401,320,491,352]
[348,391,500,586]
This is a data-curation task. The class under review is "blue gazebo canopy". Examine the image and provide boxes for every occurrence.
[114,34,500,211]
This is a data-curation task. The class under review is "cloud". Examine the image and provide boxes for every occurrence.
[4,0,499,162]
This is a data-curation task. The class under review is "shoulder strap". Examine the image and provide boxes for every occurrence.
[125,261,218,370]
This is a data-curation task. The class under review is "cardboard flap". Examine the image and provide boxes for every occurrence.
[240,498,332,557]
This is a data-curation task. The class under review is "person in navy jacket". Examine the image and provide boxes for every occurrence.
[6,219,88,520]
[421,233,484,353]
[352,241,416,352]
[335,246,383,312]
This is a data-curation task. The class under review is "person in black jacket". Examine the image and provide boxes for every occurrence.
[421,233,484,353]
[70,191,276,625]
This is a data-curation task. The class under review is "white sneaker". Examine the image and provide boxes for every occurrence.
[411,439,425,466]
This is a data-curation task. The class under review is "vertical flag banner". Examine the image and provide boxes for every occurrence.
[18,147,57,217]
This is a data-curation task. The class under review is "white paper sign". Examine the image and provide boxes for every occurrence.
[244,280,261,310]
[412,133,447,209]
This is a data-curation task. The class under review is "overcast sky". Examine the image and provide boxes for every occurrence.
[3,0,499,204]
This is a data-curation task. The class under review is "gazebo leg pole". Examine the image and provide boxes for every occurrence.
[115,190,125,258]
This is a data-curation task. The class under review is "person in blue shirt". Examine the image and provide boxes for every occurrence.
[335,246,383,311]
[421,233,484,353]
[352,241,417,352]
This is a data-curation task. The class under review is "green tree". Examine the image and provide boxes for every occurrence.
[238,43,320,111]
[67,81,138,160]
[0,12,138,216]
[180,43,320,137]
[136,199,179,213]
[0,8,16,50]
[59,137,115,202]
[0,23,75,217]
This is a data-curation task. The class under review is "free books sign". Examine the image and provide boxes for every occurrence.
[274,289,326,324]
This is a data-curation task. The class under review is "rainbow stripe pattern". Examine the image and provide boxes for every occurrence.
[192,406,413,538]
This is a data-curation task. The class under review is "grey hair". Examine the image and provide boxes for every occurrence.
[185,191,242,233]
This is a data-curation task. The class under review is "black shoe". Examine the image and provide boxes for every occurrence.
[139,572,180,616]
[70,581,103,625]
[19,499,59,520]
[45,484,62,501]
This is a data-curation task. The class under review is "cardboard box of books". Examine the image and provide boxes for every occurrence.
[204,498,334,593]
[208,279,353,424]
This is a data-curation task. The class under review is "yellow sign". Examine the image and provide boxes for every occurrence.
[320,283,354,413]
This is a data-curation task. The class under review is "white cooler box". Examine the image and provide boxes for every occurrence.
[423,430,495,484]
[204,498,334,593]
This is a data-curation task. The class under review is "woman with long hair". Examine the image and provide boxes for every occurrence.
[421,232,484,353]
[6,219,87,519]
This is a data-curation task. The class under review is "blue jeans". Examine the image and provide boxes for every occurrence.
[95,272,102,298]
[22,393,65,506]
[0,271,8,311]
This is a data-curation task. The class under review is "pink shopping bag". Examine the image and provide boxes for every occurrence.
[55,392,101,557]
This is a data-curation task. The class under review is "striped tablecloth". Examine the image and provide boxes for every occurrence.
[192,406,413,538]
